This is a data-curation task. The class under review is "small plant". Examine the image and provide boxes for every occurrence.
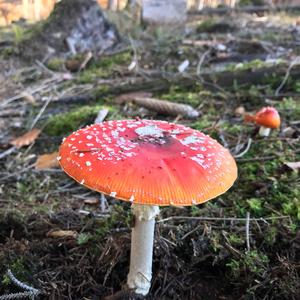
[12,25,25,45]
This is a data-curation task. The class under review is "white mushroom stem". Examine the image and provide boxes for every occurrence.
[127,204,160,296]
[259,126,271,137]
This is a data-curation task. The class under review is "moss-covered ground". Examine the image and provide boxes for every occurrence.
[0,8,299,300]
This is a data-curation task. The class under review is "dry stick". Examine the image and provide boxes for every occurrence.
[0,76,62,108]
[234,138,252,158]
[275,57,300,95]
[0,147,17,160]
[158,215,290,223]
[246,212,251,252]
[29,97,53,130]
[196,49,211,77]
[35,60,55,76]
[0,269,40,300]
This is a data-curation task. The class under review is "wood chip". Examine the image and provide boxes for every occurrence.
[10,128,41,148]
[35,151,59,170]
[47,230,78,238]
[84,198,100,205]
[284,162,300,172]
[94,108,109,124]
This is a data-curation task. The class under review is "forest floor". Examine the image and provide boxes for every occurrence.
[0,8,300,300]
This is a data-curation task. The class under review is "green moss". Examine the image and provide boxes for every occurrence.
[247,198,263,215]
[227,250,269,279]
[191,115,213,131]
[196,18,217,32]
[47,57,65,71]
[77,51,132,83]
[92,85,111,98]
[228,233,245,246]
[226,59,271,72]
[159,84,206,107]
[44,105,106,136]
[1,258,28,286]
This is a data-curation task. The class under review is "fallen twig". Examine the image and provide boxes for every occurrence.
[246,212,251,251]
[0,147,17,160]
[0,269,40,300]
[158,215,290,223]
[275,57,300,95]
[234,138,252,158]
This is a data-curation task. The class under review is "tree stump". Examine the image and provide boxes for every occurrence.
[20,0,120,60]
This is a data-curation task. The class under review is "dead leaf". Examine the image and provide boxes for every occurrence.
[10,128,41,148]
[284,162,300,172]
[47,230,78,238]
[35,151,59,170]
[235,106,245,116]
[21,91,36,104]
[84,198,99,205]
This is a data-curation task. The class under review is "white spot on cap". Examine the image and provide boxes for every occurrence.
[57,156,61,161]
[80,179,85,184]
[79,153,85,157]
[135,125,163,137]
[86,135,93,140]
[180,135,205,145]
[129,195,134,202]
[86,161,92,167]
[110,192,117,197]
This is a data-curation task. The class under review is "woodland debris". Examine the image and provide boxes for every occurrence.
[35,151,59,170]
[94,63,300,97]
[65,51,93,72]
[47,230,78,238]
[10,128,41,148]
[84,198,100,205]
[284,161,300,172]
[94,108,109,124]
[115,93,199,118]
[178,60,190,73]
[235,106,246,116]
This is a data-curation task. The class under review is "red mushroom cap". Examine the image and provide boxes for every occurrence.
[58,120,237,206]
[245,107,280,129]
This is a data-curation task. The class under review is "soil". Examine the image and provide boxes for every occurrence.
[0,4,300,300]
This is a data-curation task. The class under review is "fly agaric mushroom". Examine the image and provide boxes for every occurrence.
[244,107,280,137]
[58,119,237,296]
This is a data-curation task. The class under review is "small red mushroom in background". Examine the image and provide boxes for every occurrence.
[244,107,281,137]
[58,119,237,296]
